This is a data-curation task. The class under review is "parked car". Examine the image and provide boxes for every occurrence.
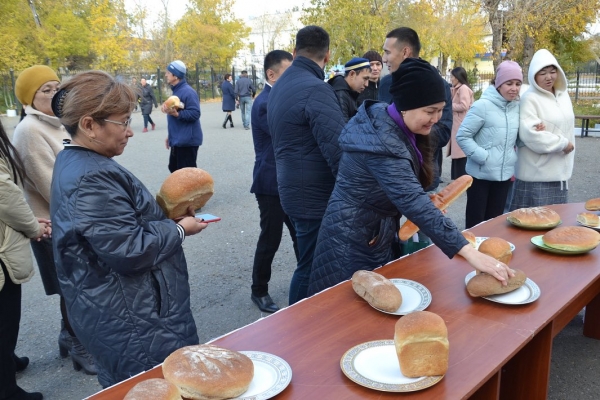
[145,74,158,88]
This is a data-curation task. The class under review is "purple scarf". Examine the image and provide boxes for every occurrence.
[386,103,423,169]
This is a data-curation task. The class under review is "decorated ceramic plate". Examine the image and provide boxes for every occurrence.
[371,279,432,316]
[475,237,516,252]
[530,235,598,255]
[464,271,540,305]
[235,351,292,399]
[340,340,444,392]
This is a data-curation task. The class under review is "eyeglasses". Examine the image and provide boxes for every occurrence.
[103,117,133,130]
[37,88,60,98]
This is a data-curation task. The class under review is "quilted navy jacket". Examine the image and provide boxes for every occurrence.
[267,56,346,220]
[250,84,278,195]
[50,147,199,387]
[308,101,468,295]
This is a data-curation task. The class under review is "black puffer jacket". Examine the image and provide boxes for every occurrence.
[328,75,359,123]
[268,56,346,220]
[308,101,468,295]
[139,84,157,115]
[50,147,198,387]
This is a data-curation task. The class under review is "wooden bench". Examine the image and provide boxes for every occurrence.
[575,114,600,137]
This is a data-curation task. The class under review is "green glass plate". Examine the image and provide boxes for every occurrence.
[530,235,596,255]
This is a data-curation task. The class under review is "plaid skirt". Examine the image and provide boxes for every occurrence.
[509,179,568,211]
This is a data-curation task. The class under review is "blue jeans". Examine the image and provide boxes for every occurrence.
[240,96,252,128]
[288,217,322,305]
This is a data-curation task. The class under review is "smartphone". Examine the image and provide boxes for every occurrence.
[195,213,221,223]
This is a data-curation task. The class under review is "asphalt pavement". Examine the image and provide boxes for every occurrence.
[3,101,600,399]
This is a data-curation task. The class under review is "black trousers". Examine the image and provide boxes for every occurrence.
[251,194,299,297]
[465,177,512,229]
[0,260,21,398]
[168,146,199,173]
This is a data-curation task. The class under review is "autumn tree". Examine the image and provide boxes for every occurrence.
[302,0,393,64]
[252,11,295,55]
[0,0,42,70]
[88,0,133,71]
[171,0,249,69]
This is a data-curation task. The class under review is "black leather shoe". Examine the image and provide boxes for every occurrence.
[5,386,43,400]
[251,294,279,313]
[13,354,29,372]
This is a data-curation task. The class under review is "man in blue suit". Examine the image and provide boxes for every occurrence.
[250,50,299,313]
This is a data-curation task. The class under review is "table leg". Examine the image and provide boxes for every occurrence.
[499,323,552,400]
[585,119,590,137]
[581,119,585,137]
[470,372,500,399]
[583,291,600,339]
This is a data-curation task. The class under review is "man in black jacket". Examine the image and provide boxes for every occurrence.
[328,57,371,122]
[267,26,346,305]
[357,50,383,104]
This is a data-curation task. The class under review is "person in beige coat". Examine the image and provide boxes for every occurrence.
[1,120,50,400]
[12,65,96,375]
[447,67,474,179]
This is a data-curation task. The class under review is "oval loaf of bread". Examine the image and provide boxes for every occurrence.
[466,269,527,297]
[352,270,402,312]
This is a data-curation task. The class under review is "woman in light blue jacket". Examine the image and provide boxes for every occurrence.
[457,61,522,229]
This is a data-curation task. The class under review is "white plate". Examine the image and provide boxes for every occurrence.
[464,271,541,305]
[371,279,432,315]
[235,351,292,399]
[475,237,516,252]
[340,340,444,392]
[577,220,600,230]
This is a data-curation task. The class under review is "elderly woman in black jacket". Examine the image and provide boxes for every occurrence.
[308,58,513,296]
[49,71,208,387]
[139,78,158,132]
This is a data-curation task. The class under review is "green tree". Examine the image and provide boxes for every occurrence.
[0,0,42,70]
[88,0,133,71]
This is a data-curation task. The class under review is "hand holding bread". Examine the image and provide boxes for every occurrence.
[352,270,402,312]
[467,269,527,297]
[399,175,472,241]
[458,244,513,284]
[157,168,214,219]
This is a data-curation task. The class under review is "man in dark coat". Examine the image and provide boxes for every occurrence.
[140,78,158,132]
[357,50,383,104]
[250,50,299,313]
[267,26,346,305]
[328,57,371,122]
[235,70,256,130]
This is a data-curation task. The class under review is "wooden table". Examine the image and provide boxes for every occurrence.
[575,115,600,137]
[86,203,600,400]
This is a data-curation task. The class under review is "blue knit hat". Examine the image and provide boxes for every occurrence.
[167,60,187,79]
[344,57,371,73]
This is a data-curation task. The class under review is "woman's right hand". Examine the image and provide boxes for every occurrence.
[35,218,52,241]
[458,244,514,284]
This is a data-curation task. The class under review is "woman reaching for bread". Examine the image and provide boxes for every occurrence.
[307,58,514,297]
[49,71,207,388]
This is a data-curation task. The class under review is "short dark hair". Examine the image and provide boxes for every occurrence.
[386,27,421,56]
[264,50,293,79]
[224,73,231,80]
[241,70,248,75]
[295,25,329,60]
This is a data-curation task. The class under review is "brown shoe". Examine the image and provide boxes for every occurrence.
[142,128,148,133]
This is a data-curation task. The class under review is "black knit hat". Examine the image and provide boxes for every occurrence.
[362,50,382,64]
[390,58,446,111]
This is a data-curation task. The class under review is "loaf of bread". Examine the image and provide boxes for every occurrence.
[462,231,476,247]
[123,378,182,400]
[156,168,214,219]
[162,344,254,400]
[352,270,402,312]
[507,207,561,229]
[399,175,473,241]
[478,237,512,265]
[164,95,184,110]
[585,198,600,211]
[542,226,600,252]
[466,269,527,297]
[577,212,600,226]
[394,311,449,378]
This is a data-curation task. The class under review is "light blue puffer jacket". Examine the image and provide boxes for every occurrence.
[456,85,519,181]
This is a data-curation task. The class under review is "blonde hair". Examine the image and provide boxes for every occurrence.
[57,71,136,136]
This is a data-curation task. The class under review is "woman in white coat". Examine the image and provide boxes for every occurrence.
[509,49,575,210]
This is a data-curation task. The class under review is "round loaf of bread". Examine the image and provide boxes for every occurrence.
[585,198,600,211]
[351,270,402,312]
[394,311,449,378]
[162,344,254,400]
[466,269,527,297]
[542,226,600,252]
[577,212,600,226]
[156,168,214,219]
[462,231,476,247]
[507,207,561,229]
[123,378,182,400]
[478,237,512,265]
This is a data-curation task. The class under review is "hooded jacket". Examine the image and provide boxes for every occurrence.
[50,146,198,387]
[328,74,360,122]
[0,156,40,290]
[516,49,575,182]
[308,101,467,296]
[456,85,520,182]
